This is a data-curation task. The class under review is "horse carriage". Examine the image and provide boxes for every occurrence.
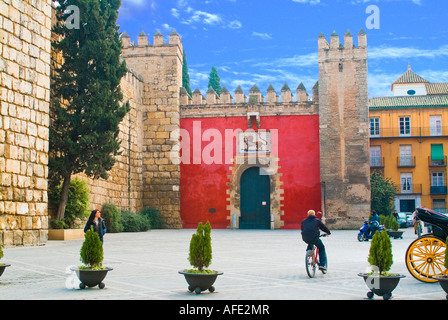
[405,207,448,283]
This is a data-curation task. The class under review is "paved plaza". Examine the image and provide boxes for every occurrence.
[0,228,446,302]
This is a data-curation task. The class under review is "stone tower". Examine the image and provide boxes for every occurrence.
[121,30,183,228]
[317,30,371,229]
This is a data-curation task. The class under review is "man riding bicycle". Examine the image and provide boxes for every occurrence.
[301,210,331,271]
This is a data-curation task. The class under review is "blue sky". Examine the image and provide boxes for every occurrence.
[117,0,448,99]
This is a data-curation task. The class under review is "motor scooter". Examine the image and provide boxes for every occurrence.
[357,220,385,241]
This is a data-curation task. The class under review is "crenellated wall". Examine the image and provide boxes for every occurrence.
[318,30,370,228]
[73,70,145,213]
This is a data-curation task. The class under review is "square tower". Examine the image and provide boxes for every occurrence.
[318,30,371,228]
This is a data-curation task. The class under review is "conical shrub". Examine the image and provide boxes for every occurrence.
[368,230,393,275]
[188,222,212,271]
[80,226,104,268]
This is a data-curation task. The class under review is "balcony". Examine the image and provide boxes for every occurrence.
[397,156,416,168]
[430,186,448,195]
[429,156,447,167]
[397,184,422,195]
[370,126,448,139]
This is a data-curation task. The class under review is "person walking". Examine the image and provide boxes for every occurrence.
[84,209,107,243]
[301,210,331,271]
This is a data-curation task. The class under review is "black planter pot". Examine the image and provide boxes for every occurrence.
[71,267,113,289]
[0,264,10,278]
[386,230,404,239]
[179,270,223,294]
[434,275,448,299]
[358,273,405,300]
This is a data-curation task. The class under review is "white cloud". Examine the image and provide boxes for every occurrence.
[228,20,242,29]
[292,0,321,4]
[369,45,448,60]
[172,3,241,29]
[252,32,272,40]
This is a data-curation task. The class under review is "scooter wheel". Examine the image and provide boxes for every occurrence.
[383,293,391,300]
[367,291,374,299]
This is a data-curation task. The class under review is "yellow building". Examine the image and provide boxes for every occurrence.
[369,66,448,214]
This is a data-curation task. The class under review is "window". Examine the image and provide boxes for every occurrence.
[430,116,442,136]
[370,146,382,167]
[431,144,444,166]
[399,117,411,136]
[400,173,413,193]
[399,145,413,166]
[407,89,416,96]
[432,172,444,187]
[433,199,447,214]
[370,118,380,137]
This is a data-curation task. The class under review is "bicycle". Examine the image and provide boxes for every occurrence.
[305,234,328,278]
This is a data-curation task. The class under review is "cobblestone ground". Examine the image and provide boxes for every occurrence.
[0,229,445,301]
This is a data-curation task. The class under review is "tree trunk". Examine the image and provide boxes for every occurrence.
[56,171,72,220]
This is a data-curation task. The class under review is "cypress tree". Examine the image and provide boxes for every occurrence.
[50,0,129,221]
[368,230,393,275]
[182,50,192,96]
[80,226,104,268]
[188,222,212,271]
[208,66,221,96]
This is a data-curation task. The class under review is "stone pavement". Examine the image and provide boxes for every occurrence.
[0,228,445,302]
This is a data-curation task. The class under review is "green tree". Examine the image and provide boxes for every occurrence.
[80,226,104,268]
[368,230,393,275]
[182,50,192,96]
[49,178,90,228]
[188,222,212,271]
[371,172,398,216]
[208,66,221,96]
[50,0,129,221]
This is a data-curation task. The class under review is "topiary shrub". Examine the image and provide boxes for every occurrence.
[120,210,151,232]
[139,207,164,229]
[101,203,123,233]
[368,230,393,275]
[188,221,212,272]
[49,178,90,228]
[80,226,104,269]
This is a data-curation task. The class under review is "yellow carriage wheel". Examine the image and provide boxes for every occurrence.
[405,236,446,283]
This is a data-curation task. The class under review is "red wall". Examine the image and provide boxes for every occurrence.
[179,115,321,229]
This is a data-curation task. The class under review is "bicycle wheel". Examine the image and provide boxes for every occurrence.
[305,248,317,278]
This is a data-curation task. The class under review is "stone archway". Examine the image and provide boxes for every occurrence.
[226,155,284,229]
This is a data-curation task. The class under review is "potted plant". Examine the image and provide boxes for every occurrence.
[71,226,112,289]
[358,230,405,300]
[179,221,222,294]
[0,244,10,278]
[384,215,404,239]
[434,236,448,299]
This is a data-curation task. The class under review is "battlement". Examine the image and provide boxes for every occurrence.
[121,29,182,49]
[180,82,317,106]
[318,29,367,61]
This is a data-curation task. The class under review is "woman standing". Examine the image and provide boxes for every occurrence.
[84,209,107,242]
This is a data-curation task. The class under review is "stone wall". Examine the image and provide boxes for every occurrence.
[121,31,183,228]
[317,30,371,229]
[0,0,53,246]
[73,70,144,214]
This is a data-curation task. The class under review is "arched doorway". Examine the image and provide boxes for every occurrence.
[239,166,271,229]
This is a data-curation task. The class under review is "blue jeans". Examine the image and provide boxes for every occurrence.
[306,239,327,267]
